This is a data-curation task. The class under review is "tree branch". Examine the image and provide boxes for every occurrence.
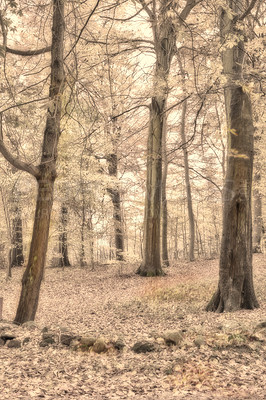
[239,0,258,20]
[137,0,154,20]
[0,141,40,177]
[0,11,51,57]
[0,115,40,178]
[6,46,51,56]
[179,0,202,21]
[64,0,101,60]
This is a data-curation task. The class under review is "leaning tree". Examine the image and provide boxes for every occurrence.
[0,0,65,323]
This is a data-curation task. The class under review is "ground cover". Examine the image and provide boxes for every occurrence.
[0,254,265,399]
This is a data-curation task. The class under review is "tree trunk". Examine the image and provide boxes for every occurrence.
[107,152,124,261]
[10,207,24,267]
[161,115,170,267]
[137,4,176,277]
[80,193,88,268]
[180,98,195,261]
[206,0,259,312]
[14,0,65,323]
[58,205,71,268]
[253,173,263,253]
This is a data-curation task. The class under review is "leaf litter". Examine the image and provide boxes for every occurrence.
[0,254,265,399]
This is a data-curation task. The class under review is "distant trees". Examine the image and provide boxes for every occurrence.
[0,0,264,321]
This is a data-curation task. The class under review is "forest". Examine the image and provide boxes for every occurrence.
[0,0,265,399]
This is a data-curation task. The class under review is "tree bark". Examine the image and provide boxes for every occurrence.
[180,98,195,261]
[10,205,24,267]
[253,171,263,253]
[107,152,125,261]
[206,0,259,312]
[137,1,175,276]
[14,0,65,323]
[58,205,71,268]
[161,115,170,267]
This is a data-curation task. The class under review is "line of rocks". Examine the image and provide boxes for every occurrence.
[0,320,186,354]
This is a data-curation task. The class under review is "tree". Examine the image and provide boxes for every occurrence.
[137,0,198,276]
[0,0,65,323]
[206,0,259,312]
[178,55,195,261]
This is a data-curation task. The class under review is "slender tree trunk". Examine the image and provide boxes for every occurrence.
[253,172,263,253]
[58,205,71,268]
[107,152,124,261]
[10,208,24,267]
[161,115,170,267]
[206,0,259,312]
[80,193,88,268]
[14,0,65,323]
[180,98,195,261]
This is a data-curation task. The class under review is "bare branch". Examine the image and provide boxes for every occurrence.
[137,0,154,20]
[6,46,51,56]
[0,141,40,178]
[64,0,101,60]
[239,0,258,20]
[179,0,202,21]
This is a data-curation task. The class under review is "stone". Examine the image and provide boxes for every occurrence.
[23,337,31,345]
[194,335,205,348]
[41,332,57,345]
[163,331,183,346]
[7,339,21,348]
[0,338,5,346]
[60,334,75,346]
[112,338,125,351]
[92,338,108,354]
[0,333,16,343]
[39,340,49,347]
[80,336,96,347]
[22,321,38,330]
[132,341,156,353]
[255,322,266,330]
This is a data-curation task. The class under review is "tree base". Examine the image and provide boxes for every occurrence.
[136,265,166,277]
[206,287,259,313]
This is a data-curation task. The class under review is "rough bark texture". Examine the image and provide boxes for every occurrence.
[14,0,65,323]
[138,0,197,276]
[206,0,259,312]
[137,1,176,276]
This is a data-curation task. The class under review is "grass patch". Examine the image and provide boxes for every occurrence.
[140,280,215,304]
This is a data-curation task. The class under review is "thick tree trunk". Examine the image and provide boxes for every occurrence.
[15,172,56,322]
[138,98,165,276]
[137,3,176,277]
[14,0,65,323]
[206,1,259,312]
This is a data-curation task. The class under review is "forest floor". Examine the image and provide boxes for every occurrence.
[0,254,265,400]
